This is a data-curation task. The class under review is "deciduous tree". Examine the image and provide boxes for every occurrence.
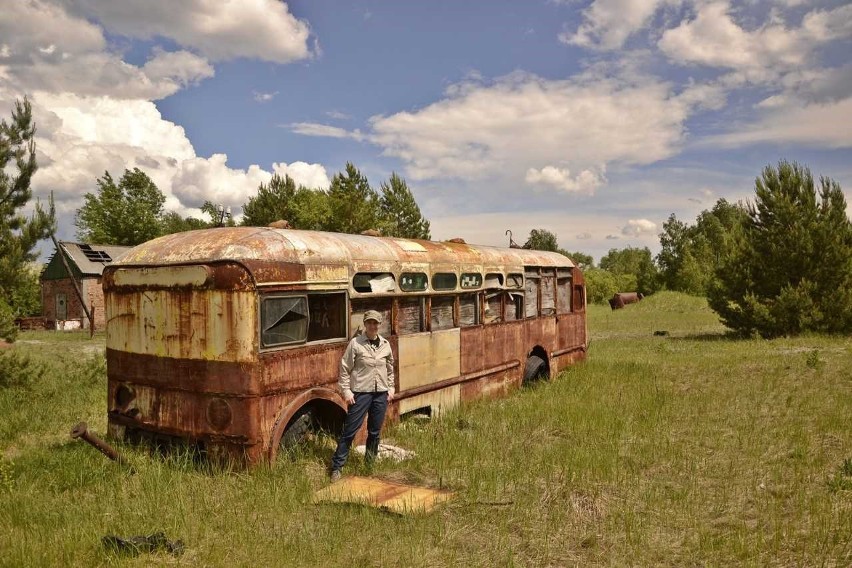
[75,168,164,245]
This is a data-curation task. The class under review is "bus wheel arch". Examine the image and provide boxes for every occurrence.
[269,388,346,460]
[524,346,550,384]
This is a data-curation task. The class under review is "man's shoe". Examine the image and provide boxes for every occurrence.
[329,469,342,482]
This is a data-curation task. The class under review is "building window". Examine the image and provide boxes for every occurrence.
[432,273,458,291]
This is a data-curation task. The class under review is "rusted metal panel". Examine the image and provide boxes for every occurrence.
[105,289,256,362]
[398,329,460,391]
[111,227,575,290]
[112,265,210,288]
[314,476,454,514]
[398,384,460,416]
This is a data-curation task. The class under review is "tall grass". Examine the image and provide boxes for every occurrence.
[1,293,850,566]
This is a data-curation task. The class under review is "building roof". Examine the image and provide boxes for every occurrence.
[42,242,132,280]
[113,227,575,285]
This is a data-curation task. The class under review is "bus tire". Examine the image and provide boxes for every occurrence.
[523,355,547,384]
[279,408,313,449]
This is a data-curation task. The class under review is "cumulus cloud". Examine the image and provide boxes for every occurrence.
[561,0,667,50]
[621,218,657,237]
[0,0,325,225]
[525,165,606,195]
[272,161,332,189]
[61,0,314,63]
[576,232,593,240]
[658,2,852,80]
[366,71,705,186]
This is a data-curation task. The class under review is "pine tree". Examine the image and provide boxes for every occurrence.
[0,97,56,334]
[708,161,852,336]
[378,173,430,239]
[326,163,380,234]
[241,174,298,227]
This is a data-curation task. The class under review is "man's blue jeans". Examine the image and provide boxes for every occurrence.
[330,391,388,471]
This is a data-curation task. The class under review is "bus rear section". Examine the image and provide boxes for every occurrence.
[102,262,264,463]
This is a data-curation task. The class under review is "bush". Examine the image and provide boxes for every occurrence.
[0,349,44,388]
[0,299,17,343]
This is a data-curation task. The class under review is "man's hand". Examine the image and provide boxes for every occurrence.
[386,391,394,403]
[344,392,355,406]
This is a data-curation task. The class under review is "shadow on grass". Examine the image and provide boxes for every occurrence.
[668,331,740,342]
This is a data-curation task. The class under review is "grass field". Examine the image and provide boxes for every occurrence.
[1,292,850,566]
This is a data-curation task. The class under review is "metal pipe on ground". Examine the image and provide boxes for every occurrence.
[609,292,644,310]
[70,421,134,472]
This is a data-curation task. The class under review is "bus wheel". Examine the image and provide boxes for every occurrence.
[523,355,548,384]
[280,408,314,449]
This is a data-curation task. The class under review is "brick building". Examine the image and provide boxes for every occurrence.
[41,242,131,330]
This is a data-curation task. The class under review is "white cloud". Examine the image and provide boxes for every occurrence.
[253,91,279,103]
[621,218,657,236]
[289,122,365,141]
[62,0,314,63]
[706,97,852,148]
[272,161,331,189]
[525,165,606,194]
[562,0,668,50]
[576,232,593,240]
[367,71,701,188]
[658,2,852,79]
[142,49,214,92]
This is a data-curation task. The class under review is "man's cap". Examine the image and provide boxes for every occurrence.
[363,310,383,324]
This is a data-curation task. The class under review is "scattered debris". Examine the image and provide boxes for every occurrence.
[609,292,644,310]
[102,532,184,556]
[353,443,415,462]
[314,476,453,514]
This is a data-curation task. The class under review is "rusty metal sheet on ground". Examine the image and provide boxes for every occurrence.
[313,476,453,514]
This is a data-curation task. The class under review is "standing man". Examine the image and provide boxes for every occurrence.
[329,310,395,481]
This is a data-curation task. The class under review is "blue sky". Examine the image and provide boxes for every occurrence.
[2,0,850,262]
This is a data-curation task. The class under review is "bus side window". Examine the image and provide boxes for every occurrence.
[430,296,455,331]
[524,270,539,318]
[261,296,308,347]
[557,274,572,314]
[484,292,502,324]
[540,270,556,316]
[398,297,424,334]
[307,293,347,341]
[459,294,479,326]
[505,292,523,321]
[351,298,392,337]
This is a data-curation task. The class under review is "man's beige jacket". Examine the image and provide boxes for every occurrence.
[339,334,395,399]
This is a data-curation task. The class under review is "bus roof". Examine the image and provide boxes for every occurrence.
[114,227,575,284]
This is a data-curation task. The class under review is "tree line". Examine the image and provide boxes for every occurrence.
[74,162,430,245]
[1,95,849,340]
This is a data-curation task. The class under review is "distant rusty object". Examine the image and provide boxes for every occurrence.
[609,292,644,310]
[71,421,129,468]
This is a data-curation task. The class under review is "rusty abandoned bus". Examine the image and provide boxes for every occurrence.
[103,227,587,465]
